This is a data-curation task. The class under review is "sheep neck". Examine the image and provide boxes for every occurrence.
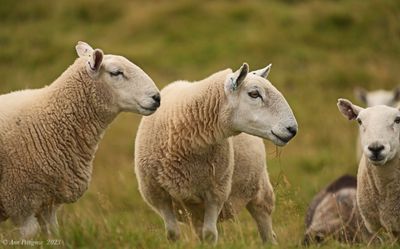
[169,73,236,154]
[45,59,117,185]
[363,155,400,194]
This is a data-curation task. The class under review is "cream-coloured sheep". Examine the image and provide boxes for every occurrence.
[338,99,400,239]
[135,63,298,244]
[354,87,400,160]
[0,41,160,238]
[304,175,372,244]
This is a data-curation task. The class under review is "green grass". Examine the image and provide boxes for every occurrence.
[1,0,400,248]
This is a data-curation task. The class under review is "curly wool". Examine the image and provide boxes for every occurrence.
[357,155,400,235]
[136,69,234,203]
[135,69,275,242]
[0,58,117,222]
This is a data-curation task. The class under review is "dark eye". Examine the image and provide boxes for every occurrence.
[248,90,261,99]
[395,117,400,124]
[109,71,123,77]
[357,118,362,125]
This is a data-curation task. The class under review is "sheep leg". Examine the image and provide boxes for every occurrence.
[13,214,40,238]
[138,174,180,241]
[246,200,277,244]
[37,205,60,236]
[143,191,180,241]
[0,213,7,223]
[0,203,8,223]
[159,202,180,241]
[202,198,223,244]
[191,218,203,240]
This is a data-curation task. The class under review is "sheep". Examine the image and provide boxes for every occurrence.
[303,175,372,245]
[0,41,160,238]
[304,90,400,245]
[354,87,400,107]
[134,63,298,244]
[337,98,400,240]
[354,87,400,160]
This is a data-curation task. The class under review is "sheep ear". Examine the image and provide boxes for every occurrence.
[84,49,103,78]
[354,87,368,105]
[228,63,249,91]
[393,86,400,102]
[337,98,363,120]
[76,41,94,58]
[250,64,271,79]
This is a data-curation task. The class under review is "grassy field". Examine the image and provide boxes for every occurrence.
[1,0,400,248]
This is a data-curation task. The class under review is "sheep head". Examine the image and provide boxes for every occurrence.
[354,87,400,107]
[75,41,160,115]
[338,98,400,166]
[224,63,298,146]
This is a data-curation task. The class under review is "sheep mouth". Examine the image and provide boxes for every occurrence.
[368,156,386,166]
[271,131,291,145]
[139,104,158,112]
[142,105,158,111]
[137,104,158,115]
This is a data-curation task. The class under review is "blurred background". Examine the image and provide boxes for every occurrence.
[0,0,399,248]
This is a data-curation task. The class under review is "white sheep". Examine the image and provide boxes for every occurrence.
[303,88,400,245]
[354,87,400,160]
[134,63,298,244]
[354,87,400,107]
[338,98,400,240]
[0,41,160,238]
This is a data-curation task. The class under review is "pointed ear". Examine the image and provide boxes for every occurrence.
[76,41,94,58]
[337,98,363,120]
[354,87,368,105]
[227,63,249,91]
[250,64,271,79]
[88,49,103,72]
[82,49,103,79]
[393,86,400,102]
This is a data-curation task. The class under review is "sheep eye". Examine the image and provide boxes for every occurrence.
[357,118,362,125]
[248,91,261,99]
[395,117,400,124]
[109,71,123,77]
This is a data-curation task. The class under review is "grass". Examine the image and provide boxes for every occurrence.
[1,0,400,248]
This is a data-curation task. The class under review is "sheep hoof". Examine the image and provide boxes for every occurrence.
[166,229,180,241]
[202,228,218,244]
[271,231,278,245]
[19,216,40,239]
[262,231,278,245]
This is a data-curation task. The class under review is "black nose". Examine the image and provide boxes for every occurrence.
[152,93,161,108]
[286,126,297,137]
[368,144,385,157]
